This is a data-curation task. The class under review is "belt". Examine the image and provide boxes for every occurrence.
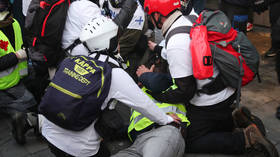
[156,122,187,139]
[130,122,183,141]
[155,122,181,129]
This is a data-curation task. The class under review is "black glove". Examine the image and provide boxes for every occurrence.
[251,0,269,14]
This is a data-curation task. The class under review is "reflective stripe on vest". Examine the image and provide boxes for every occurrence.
[0,64,18,77]
[0,19,26,89]
[127,88,190,141]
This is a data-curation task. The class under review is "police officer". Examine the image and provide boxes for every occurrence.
[0,0,37,145]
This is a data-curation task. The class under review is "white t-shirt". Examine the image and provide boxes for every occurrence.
[42,1,173,156]
[165,10,235,106]
[22,0,32,16]
[62,0,103,54]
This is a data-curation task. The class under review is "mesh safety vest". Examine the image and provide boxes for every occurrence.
[128,88,190,141]
[0,19,27,90]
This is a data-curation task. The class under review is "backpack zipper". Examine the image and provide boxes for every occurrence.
[49,82,82,99]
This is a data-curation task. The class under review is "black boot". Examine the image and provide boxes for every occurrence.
[244,124,279,157]
[11,111,31,145]
[232,106,266,136]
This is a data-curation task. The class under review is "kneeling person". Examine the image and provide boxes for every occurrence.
[39,16,178,157]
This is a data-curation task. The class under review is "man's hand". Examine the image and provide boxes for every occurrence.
[167,113,181,124]
[136,64,155,77]
[15,49,27,61]
[148,40,157,51]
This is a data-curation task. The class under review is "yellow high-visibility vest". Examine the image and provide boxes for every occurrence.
[0,19,27,90]
[127,88,190,141]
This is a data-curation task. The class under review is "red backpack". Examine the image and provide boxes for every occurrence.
[165,10,260,91]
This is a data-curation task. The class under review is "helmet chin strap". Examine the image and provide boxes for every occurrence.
[151,13,163,29]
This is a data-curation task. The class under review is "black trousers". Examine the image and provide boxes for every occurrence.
[185,93,246,154]
[277,51,280,83]
[270,2,280,49]
[47,140,111,157]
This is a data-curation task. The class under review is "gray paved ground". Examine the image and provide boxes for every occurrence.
[0,31,279,157]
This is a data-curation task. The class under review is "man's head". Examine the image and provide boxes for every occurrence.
[144,0,181,29]
[0,0,10,21]
[79,16,119,53]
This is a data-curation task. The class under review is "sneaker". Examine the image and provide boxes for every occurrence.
[244,124,279,157]
[247,22,253,32]
[265,48,279,57]
[233,106,266,136]
[11,112,31,145]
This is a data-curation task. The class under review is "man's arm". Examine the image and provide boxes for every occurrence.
[113,0,138,31]
[150,76,196,104]
[110,68,175,125]
[0,49,27,71]
[0,53,19,71]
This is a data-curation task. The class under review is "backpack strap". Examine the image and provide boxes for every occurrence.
[197,74,227,95]
[186,15,197,23]
[165,15,197,47]
[165,26,192,47]
[64,39,82,55]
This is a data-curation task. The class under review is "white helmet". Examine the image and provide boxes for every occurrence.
[79,16,119,52]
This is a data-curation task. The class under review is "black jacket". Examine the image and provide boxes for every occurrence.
[0,53,19,71]
[222,0,251,7]
[149,75,197,104]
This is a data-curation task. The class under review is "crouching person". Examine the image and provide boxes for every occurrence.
[112,87,189,157]
[38,16,179,157]
[0,0,37,145]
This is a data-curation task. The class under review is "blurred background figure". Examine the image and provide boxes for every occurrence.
[219,0,252,34]
[265,1,280,57]
[192,0,206,14]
